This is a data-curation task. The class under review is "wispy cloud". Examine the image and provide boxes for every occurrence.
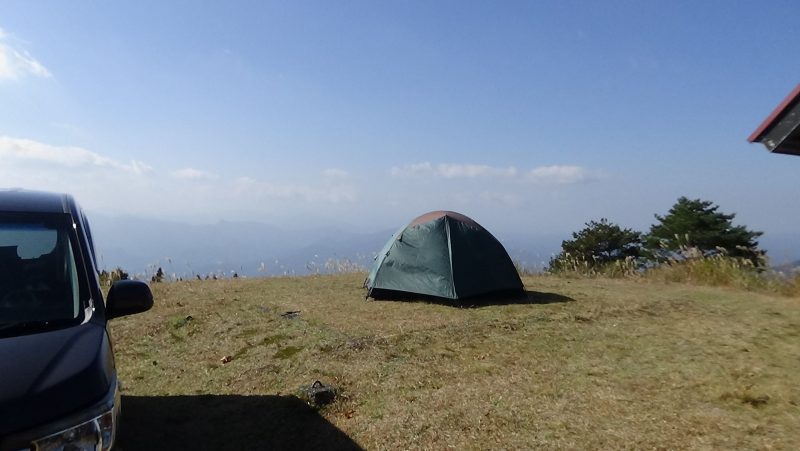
[322,168,350,179]
[390,162,434,177]
[0,28,51,80]
[390,162,518,178]
[390,161,600,184]
[0,135,150,174]
[0,135,358,222]
[525,165,597,184]
[0,136,158,219]
[234,173,356,203]
[171,167,219,181]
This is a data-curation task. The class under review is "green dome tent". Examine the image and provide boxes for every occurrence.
[365,211,524,300]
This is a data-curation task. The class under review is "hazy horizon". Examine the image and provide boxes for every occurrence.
[87,212,800,279]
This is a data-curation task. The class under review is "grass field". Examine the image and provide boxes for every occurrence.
[110,273,800,450]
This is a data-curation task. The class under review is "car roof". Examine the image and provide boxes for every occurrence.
[0,189,73,214]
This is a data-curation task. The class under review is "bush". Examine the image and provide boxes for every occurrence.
[548,219,642,273]
[645,197,765,266]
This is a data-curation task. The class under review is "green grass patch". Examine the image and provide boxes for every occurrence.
[261,333,290,346]
[273,346,303,359]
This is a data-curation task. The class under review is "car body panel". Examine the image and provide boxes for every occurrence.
[0,323,113,437]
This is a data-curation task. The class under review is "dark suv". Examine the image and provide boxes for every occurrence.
[0,189,152,450]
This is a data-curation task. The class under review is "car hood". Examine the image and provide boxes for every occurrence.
[0,322,114,437]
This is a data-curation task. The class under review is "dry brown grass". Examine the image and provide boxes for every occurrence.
[111,273,800,450]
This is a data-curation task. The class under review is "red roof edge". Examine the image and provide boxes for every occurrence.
[748,83,800,143]
[408,210,479,228]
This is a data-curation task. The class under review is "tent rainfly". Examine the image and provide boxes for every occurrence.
[365,211,523,301]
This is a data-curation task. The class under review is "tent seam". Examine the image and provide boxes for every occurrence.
[444,216,457,299]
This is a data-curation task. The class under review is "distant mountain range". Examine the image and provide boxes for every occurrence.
[88,214,800,279]
[772,261,800,274]
[89,215,395,278]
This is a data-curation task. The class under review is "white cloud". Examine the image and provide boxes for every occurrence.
[438,163,517,178]
[390,162,432,177]
[322,168,350,179]
[390,162,517,179]
[0,135,150,174]
[234,171,356,203]
[171,167,219,181]
[0,135,358,223]
[526,165,598,184]
[391,161,599,185]
[0,136,157,220]
[0,28,51,80]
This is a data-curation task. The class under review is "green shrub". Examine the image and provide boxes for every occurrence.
[645,197,765,266]
[549,219,642,273]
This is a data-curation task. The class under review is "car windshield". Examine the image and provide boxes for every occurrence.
[0,214,85,327]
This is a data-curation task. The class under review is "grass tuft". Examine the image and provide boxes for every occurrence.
[274,346,304,359]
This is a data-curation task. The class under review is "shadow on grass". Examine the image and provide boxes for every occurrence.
[369,289,574,308]
[117,394,363,451]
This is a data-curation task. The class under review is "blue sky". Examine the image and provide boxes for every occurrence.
[1,1,799,256]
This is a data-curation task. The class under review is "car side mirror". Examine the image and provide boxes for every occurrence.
[106,280,153,319]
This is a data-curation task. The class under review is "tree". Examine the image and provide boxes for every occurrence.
[645,197,764,265]
[549,218,642,271]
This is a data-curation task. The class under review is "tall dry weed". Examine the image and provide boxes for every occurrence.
[547,252,640,278]
[550,245,800,298]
